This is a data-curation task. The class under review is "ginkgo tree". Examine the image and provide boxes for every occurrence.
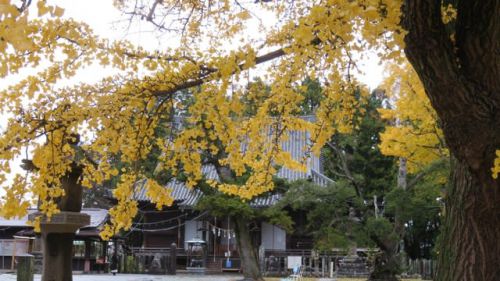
[377,63,449,278]
[379,63,449,180]
[1,1,499,281]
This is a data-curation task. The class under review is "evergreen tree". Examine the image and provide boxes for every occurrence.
[281,89,444,280]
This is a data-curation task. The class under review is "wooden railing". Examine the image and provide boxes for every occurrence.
[262,248,378,278]
[406,259,435,280]
[129,247,186,256]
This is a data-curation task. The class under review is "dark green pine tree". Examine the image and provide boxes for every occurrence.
[281,87,444,281]
[323,91,397,198]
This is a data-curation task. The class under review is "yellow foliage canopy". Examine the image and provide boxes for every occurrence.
[492,150,500,179]
[3,0,487,239]
[378,63,449,174]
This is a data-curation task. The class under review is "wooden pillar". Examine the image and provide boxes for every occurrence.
[168,243,176,275]
[11,239,17,270]
[112,239,118,273]
[83,240,91,273]
[16,255,34,281]
[101,241,107,273]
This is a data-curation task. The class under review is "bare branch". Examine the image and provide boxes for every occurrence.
[151,36,323,97]
[152,47,287,97]
[325,140,363,197]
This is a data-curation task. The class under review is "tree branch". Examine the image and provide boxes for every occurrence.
[152,37,322,97]
[151,48,286,97]
[406,170,426,190]
[325,140,363,198]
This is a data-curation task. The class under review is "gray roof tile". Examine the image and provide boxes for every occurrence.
[133,117,333,208]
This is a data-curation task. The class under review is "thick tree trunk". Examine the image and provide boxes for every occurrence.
[402,1,500,280]
[369,253,400,281]
[435,159,500,281]
[369,234,401,281]
[370,157,408,281]
[233,217,264,281]
[213,165,264,280]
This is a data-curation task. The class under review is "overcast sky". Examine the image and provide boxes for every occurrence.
[3,1,385,92]
[0,1,385,196]
[54,0,385,89]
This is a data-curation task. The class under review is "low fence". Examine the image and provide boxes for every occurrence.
[121,247,183,274]
[121,247,242,274]
[119,246,436,279]
[262,249,436,279]
[406,259,435,280]
[262,249,371,278]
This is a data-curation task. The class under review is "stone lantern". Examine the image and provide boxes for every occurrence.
[185,237,207,274]
[29,212,90,281]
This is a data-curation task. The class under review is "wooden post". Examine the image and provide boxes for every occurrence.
[322,256,325,277]
[213,218,216,262]
[16,255,34,281]
[168,243,176,275]
[113,239,118,273]
[11,239,17,270]
[84,240,91,273]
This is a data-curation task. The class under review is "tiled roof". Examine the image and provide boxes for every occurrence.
[80,208,109,228]
[133,165,218,205]
[250,193,283,208]
[311,168,335,186]
[0,208,108,228]
[134,165,333,210]
[133,116,334,208]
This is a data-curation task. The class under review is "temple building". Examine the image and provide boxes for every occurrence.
[115,123,339,274]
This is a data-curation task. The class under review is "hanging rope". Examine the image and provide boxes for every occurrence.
[130,211,208,232]
[132,213,187,226]
[207,221,236,238]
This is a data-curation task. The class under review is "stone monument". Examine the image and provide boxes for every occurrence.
[29,212,90,281]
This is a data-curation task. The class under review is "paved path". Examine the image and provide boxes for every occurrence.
[0,273,246,281]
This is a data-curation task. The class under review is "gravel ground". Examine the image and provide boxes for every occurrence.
[0,273,246,281]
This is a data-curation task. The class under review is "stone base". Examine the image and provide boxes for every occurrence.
[28,212,90,281]
[16,255,34,281]
[32,252,43,274]
[186,267,206,274]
